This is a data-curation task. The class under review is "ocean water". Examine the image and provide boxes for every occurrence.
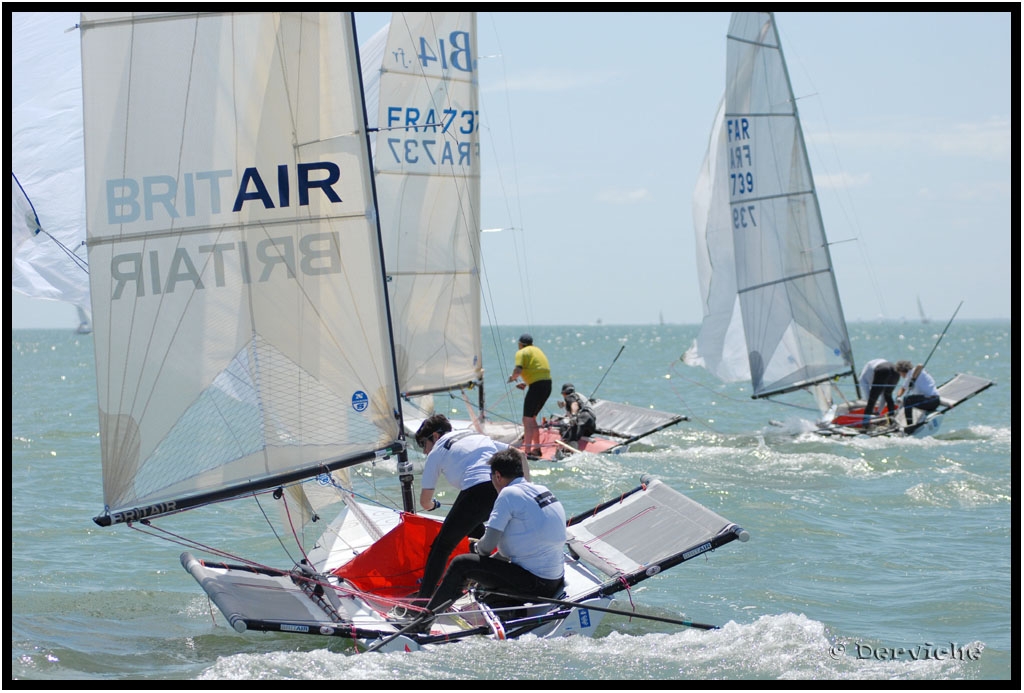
[9,320,1012,681]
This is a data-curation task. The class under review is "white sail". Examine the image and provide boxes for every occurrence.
[75,305,92,334]
[11,12,92,326]
[685,99,751,383]
[372,13,483,398]
[81,12,402,520]
[690,12,854,407]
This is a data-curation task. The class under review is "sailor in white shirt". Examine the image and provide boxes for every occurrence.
[414,414,513,601]
[422,448,565,621]
[859,358,888,398]
[895,360,941,427]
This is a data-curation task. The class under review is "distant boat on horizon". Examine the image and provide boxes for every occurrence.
[75,305,92,334]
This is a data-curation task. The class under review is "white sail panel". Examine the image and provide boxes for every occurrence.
[374,13,483,397]
[685,98,751,383]
[725,12,853,399]
[81,12,400,514]
[11,12,92,324]
[359,22,389,136]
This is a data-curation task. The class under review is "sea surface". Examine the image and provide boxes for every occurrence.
[9,320,1013,681]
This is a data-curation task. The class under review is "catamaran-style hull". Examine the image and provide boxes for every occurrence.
[181,476,748,650]
[534,398,689,461]
[814,372,995,438]
[409,395,688,462]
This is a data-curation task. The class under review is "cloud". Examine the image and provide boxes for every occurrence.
[916,180,1011,203]
[805,116,1010,162]
[933,118,1010,160]
[486,69,624,94]
[596,188,651,204]
[814,172,871,190]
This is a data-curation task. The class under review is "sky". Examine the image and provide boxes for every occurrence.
[11,11,1013,329]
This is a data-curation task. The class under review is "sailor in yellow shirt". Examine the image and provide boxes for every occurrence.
[507,333,552,458]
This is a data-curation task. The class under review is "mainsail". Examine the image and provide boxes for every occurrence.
[370,13,483,400]
[688,12,855,408]
[81,12,405,524]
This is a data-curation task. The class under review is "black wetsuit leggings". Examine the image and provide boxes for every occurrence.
[416,480,497,599]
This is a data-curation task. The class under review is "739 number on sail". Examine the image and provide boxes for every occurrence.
[732,203,757,229]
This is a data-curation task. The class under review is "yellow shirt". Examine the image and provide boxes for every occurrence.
[514,345,551,385]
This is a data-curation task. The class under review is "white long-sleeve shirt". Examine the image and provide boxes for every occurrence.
[859,358,888,396]
[903,368,939,398]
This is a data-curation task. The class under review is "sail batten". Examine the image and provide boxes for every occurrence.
[83,12,404,517]
[737,267,833,295]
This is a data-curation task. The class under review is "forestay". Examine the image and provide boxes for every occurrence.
[81,12,404,524]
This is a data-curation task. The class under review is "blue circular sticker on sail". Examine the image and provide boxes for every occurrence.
[352,390,369,413]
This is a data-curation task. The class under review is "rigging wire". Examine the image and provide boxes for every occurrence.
[777,20,888,321]
[481,11,535,329]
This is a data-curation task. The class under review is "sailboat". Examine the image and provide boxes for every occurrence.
[74,305,92,334]
[365,12,688,459]
[83,11,747,652]
[917,296,930,324]
[685,12,993,438]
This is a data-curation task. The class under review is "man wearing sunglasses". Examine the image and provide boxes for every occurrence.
[413,414,531,603]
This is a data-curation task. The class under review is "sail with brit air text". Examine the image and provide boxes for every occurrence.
[81,11,404,523]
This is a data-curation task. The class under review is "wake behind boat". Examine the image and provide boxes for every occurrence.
[82,11,746,652]
[684,12,993,438]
